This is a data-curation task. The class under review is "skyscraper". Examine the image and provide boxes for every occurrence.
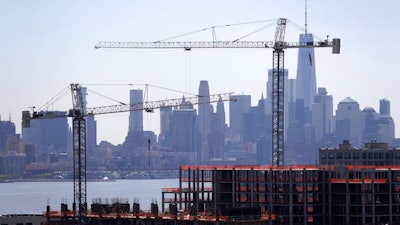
[216,96,226,134]
[80,87,97,156]
[22,111,70,152]
[0,119,16,151]
[123,89,147,156]
[335,97,364,146]
[159,105,172,146]
[311,88,333,144]
[380,98,391,116]
[170,108,198,164]
[295,33,317,125]
[208,96,226,159]
[285,32,318,164]
[198,80,213,142]
[243,95,267,143]
[362,99,395,144]
[378,99,395,144]
[128,89,143,132]
[229,94,251,136]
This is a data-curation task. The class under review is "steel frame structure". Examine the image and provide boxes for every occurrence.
[271,49,285,166]
[73,117,87,224]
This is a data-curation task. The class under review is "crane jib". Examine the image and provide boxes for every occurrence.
[96,41,274,49]
[95,40,338,51]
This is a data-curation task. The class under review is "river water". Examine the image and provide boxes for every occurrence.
[0,179,178,215]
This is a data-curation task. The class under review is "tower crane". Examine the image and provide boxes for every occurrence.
[94,18,341,166]
[22,83,233,225]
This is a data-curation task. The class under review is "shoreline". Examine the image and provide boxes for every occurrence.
[0,177,178,183]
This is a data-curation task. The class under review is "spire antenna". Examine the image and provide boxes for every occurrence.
[305,0,308,34]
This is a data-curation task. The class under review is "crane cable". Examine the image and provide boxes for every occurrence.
[287,20,325,41]
[155,19,277,43]
[37,85,70,112]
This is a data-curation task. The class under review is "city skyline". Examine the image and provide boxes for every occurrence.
[1,1,400,144]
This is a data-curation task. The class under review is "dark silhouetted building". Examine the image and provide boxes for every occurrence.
[229,94,251,139]
[335,97,364,147]
[208,96,225,159]
[128,89,144,132]
[0,118,16,151]
[22,111,70,153]
[312,88,333,145]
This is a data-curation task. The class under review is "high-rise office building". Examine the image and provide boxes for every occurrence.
[123,89,148,157]
[208,96,226,159]
[243,95,267,143]
[378,116,395,145]
[80,87,97,156]
[362,106,381,143]
[380,98,391,116]
[229,94,251,136]
[216,96,226,134]
[284,32,318,164]
[128,89,144,132]
[0,118,16,151]
[335,97,364,146]
[159,105,172,146]
[0,150,26,177]
[362,100,395,144]
[169,108,199,164]
[295,33,316,125]
[22,111,70,153]
[86,115,97,156]
[287,78,297,123]
[311,88,333,144]
[198,81,213,142]
[378,99,395,144]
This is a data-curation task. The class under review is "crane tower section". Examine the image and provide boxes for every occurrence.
[271,18,287,166]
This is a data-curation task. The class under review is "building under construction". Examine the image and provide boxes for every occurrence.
[41,142,400,225]
[162,164,400,225]
[43,164,400,225]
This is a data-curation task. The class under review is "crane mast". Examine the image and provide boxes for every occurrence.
[95,18,340,166]
[71,84,87,224]
[22,84,233,225]
[271,18,287,166]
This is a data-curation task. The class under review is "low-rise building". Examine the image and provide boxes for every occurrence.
[0,214,45,225]
[319,140,400,165]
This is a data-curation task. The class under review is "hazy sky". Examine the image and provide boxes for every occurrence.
[1,1,399,145]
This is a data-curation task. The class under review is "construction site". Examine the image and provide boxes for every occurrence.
[22,16,343,225]
[42,164,400,225]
